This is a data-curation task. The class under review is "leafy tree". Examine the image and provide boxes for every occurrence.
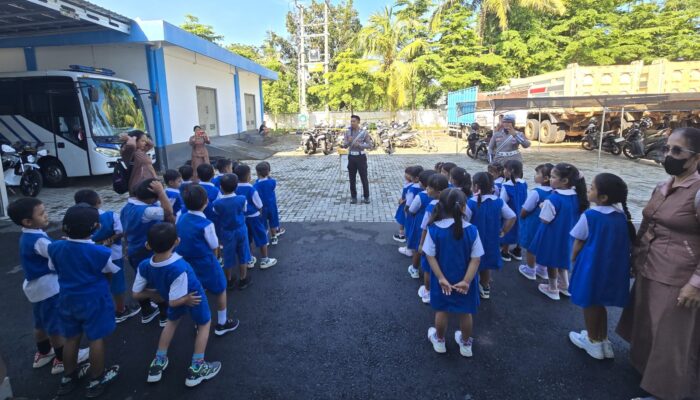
[180,14,224,43]
[226,43,261,61]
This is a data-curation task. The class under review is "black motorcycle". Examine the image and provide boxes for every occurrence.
[466,123,480,158]
[316,128,335,155]
[301,129,319,154]
[621,117,668,163]
[468,127,491,162]
[580,118,623,155]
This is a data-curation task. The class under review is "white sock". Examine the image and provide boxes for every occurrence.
[217,310,227,325]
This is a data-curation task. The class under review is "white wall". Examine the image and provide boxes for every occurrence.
[238,69,260,130]
[163,46,238,143]
[0,48,26,72]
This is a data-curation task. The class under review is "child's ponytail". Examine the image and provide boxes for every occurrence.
[593,172,636,242]
[472,172,493,209]
[449,167,472,198]
[554,163,589,213]
[621,201,636,242]
[504,159,523,185]
[436,189,466,240]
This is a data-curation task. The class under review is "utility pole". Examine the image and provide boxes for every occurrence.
[298,2,307,121]
[324,0,330,124]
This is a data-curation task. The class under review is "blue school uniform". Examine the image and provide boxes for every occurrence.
[500,179,528,245]
[176,211,226,294]
[424,219,483,313]
[136,255,211,324]
[407,191,431,250]
[468,195,512,270]
[93,210,126,296]
[420,199,439,273]
[493,177,504,197]
[519,186,552,249]
[48,240,117,340]
[394,182,411,227]
[165,188,183,215]
[213,194,252,268]
[19,229,62,336]
[212,174,223,190]
[529,189,581,270]
[255,177,280,229]
[236,183,268,248]
[199,182,221,223]
[403,184,424,250]
[569,207,631,308]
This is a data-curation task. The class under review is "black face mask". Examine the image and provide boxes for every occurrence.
[663,155,689,176]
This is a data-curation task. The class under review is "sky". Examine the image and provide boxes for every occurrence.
[94,0,392,46]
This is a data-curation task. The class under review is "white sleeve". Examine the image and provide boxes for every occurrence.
[168,272,188,301]
[570,213,589,241]
[522,190,540,213]
[204,223,219,249]
[113,213,123,234]
[500,187,510,203]
[471,233,485,258]
[34,237,51,259]
[132,270,147,292]
[406,191,415,207]
[422,229,436,257]
[408,195,422,214]
[101,258,121,274]
[464,206,472,222]
[243,200,248,211]
[501,202,516,219]
[539,200,556,222]
[252,191,263,209]
[143,207,165,222]
[420,211,431,230]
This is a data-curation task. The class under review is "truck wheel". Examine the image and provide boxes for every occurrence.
[40,158,68,187]
[539,120,556,143]
[555,129,567,143]
[525,119,540,140]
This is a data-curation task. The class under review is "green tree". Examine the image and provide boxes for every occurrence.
[180,14,224,43]
[226,43,261,61]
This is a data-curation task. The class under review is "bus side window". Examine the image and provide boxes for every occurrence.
[51,93,85,148]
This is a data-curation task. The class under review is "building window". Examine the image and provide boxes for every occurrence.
[691,69,700,81]
[583,75,594,86]
[601,74,612,84]
[671,70,683,81]
[619,73,631,84]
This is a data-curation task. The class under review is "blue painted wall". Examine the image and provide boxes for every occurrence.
[234,69,243,133]
[23,47,37,71]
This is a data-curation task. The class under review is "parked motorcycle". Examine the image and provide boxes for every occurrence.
[580,118,623,155]
[621,117,668,163]
[301,129,319,154]
[2,142,46,197]
[316,128,335,155]
[466,123,481,158]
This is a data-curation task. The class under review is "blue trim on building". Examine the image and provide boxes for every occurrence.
[234,69,243,133]
[258,76,264,124]
[23,47,37,71]
[145,45,172,147]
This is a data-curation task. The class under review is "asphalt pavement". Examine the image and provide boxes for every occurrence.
[0,221,645,400]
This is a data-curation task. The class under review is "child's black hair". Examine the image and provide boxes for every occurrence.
[418,170,436,187]
[182,184,208,211]
[135,178,160,202]
[472,172,494,208]
[255,161,270,178]
[428,173,449,193]
[196,163,215,182]
[535,163,554,187]
[433,162,444,172]
[7,198,43,227]
[450,167,472,198]
[234,163,251,182]
[178,165,194,182]
[220,173,239,194]
[554,163,590,213]
[407,165,423,180]
[431,188,468,240]
[488,161,504,178]
[215,158,232,173]
[441,162,457,175]
[593,173,636,241]
[163,169,181,186]
[503,159,524,184]
[62,203,99,239]
[74,189,100,207]
[147,223,178,253]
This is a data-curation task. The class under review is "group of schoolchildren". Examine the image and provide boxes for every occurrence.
[393,160,635,361]
[9,158,284,398]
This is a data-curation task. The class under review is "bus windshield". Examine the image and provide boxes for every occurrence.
[79,78,147,138]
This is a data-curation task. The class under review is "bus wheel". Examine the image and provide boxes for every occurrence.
[41,159,68,187]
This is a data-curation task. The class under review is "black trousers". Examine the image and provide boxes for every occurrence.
[347,154,369,199]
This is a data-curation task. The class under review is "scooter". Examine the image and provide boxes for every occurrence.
[2,142,46,197]
[580,118,623,155]
[316,128,335,155]
[466,123,481,158]
[621,117,668,163]
[301,129,319,154]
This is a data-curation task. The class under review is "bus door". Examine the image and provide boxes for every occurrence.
[48,91,90,177]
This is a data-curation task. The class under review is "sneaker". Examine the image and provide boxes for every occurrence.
[417,285,428,298]
[421,290,430,304]
[270,236,279,245]
[535,265,549,279]
[479,284,490,299]
[52,348,90,375]
[392,233,407,243]
[77,347,90,364]
[454,331,474,357]
[141,304,159,324]
[237,276,252,290]
[276,228,286,236]
[147,356,169,383]
[56,362,91,396]
[247,256,257,269]
[227,278,237,291]
[559,287,571,297]
[214,318,240,336]
[362,198,370,204]
[85,365,119,398]
[518,264,537,280]
[185,361,221,387]
[569,331,604,360]
[408,265,420,279]
[509,247,523,261]
[350,198,358,204]
[260,257,277,269]
[500,250,512,262]
[538,284,560,301]
[115,303,141,323]
[159,316,168,328]
[427,327,446,354]
[581,331,615,359]
[398,246,413,257]
[33,348,55,368]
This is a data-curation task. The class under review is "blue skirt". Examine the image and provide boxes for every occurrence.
[394,203,406,226]
[500,218,520,245]
[519,215,540,250]
[530,224,572,270]
[430,271,479,314]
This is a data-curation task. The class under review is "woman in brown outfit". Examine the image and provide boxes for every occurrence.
[189,125,210,179]
[120,130,157,196]
[617,127,700,400]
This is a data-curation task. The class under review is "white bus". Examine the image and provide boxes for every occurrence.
[0,66,151,186]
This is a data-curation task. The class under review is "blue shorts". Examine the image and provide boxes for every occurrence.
[187,255,226,295]
[246,215,269,248]
[261,205,280,229]
[32,294,63,336]
[221,227,251,269]
[59,292,115,341]
[168,288,211,325]
[110,258,126,295]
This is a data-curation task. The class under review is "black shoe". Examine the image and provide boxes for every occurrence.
[214,318,240,336]
[115,303,141,323]
[85,365,119,398]
[350,198,358,204]
[392,233,406,243]
[57,363,90,396]
[226,278,237,291]
[500,250,512,262]
[141,304,159,324]
[237,276,252,290]
[362,198,370,204]
[509,247,523,261]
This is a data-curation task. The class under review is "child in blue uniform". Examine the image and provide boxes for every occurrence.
[499,160,528,262]
[212,158,234,190]
[449,167,472,199]
[177,185,239,336]
[518,163,553,281]
[399,165,424,257]
[235,163,277,269]
[417,174,449,304]
[214,174,253,290]
[530,163,589,301]
[424,189,484,357]
[406,170,437,279]
[164,169,183,216]
[74,190,140,324]
[48,204,120,398]
[195,164,221,224]
[468,172,516,300]
[133,223,222,386]
[440,162,457,178]
[568,173,634,360]
[488,162,504,197]
[120,178,174,325]
[178,165,194,194]
[255,161,286,245]
[8,198,90,375]
[392,167,414,243]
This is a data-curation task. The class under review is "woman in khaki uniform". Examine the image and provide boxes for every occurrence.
[617,127,700,400]
[189,125,210,179]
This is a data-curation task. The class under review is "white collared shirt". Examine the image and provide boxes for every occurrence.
[539,188,578,222]
[132,253,188,301]
[522,186,553,212]
[20,228,58,303]
[422,218,485,258]
[570,205,624,241]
